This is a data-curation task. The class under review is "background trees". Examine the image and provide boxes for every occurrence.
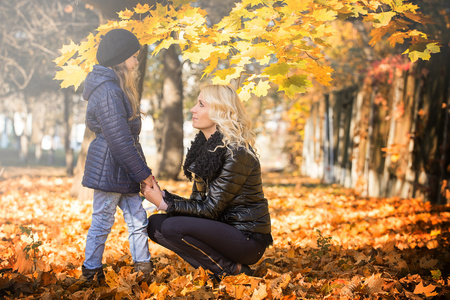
[0,0,98,174]
[299,0,450,203]
[1,0,445,202]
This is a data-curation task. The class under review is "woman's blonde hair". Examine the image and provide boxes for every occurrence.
[111,61,141,120]
[201,84,256,155]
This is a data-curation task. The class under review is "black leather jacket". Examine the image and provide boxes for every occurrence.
[164,131,272,245]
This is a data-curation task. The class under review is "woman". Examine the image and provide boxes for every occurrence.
[81,29,153,282]
[142,84,272,280]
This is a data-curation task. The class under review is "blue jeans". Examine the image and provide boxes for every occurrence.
[83,190,151,269]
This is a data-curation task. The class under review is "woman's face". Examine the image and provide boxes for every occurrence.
[191,91,216,138]
[125,51,139,71]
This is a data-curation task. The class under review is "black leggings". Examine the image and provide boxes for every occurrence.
[147,214,266,277]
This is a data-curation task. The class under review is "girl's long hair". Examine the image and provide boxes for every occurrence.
[111,61,141,120]
[201,84,257,155]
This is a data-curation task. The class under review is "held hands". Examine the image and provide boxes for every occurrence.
[142,175,154,188]
[141,176,163,208]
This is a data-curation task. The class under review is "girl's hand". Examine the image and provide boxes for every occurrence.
[141,175,154,188]
[142,176,162,207]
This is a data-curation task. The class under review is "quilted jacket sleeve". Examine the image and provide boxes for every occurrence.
[94,85,151,183]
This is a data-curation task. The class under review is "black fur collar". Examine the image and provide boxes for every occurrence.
[183,131,227,182]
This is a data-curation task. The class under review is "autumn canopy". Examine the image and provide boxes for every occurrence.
[54,0,440,100]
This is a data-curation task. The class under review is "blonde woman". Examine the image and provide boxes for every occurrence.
[142,84,272,280]
[81,29,153,282]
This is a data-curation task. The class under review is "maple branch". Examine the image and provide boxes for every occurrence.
[30,42,59,57]
[304,52,319,61]
[0,54,34,90]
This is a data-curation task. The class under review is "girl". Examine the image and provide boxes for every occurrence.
[142,84,272,280]
[81,29,153,282]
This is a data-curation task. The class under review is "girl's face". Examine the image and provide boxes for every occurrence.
[191,92,216,138]
[125,51,139,71]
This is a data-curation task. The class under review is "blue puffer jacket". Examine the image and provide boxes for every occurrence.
[82,65,152,194]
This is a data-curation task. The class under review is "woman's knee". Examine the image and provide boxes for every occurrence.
[160,217,184,237]
[147,214,169,241]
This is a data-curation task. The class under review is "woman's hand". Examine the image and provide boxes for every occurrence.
[141,176,162,207]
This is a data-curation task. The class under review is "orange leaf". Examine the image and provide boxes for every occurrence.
[413,281,438,297]
[252,283,268,300]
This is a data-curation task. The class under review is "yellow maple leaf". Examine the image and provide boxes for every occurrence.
[152,37,178,55]
[388,32,407,47]
[213,66,245,82]
[258,55,271,65]
[312,8,337,22]
[264,62,291,77]
[53,40,77,67]
[242,0,267,7]
[180,12,206,30]
[312,24,335,39]
[118,9,134,20]
[403,42,440,62]
[309,64,333,86]
[202,56,219,76]
[371,11,397,28]
[218,14,242,32]
[183,43,216,64]
[171,0,191,9]
[243,21,267,37]
[54,63,89,91]
[237,82,256,101]
[154,2,169,18]
[284,0,312,12]
[134,3,150,14]
[252,5,279,20]
[238,89,252,102]
[279,75,312,98]
[369,21,400,46]
[395,3,419,13]
[240,43,271,60]
[352,4,368,17]
[254,80,271,97]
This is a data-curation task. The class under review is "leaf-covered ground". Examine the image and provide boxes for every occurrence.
[0,173,449,299]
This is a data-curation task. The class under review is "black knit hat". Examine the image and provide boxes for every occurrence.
[96,29,141,67]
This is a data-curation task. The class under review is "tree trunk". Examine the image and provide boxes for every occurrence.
[438,68,450,204]
[64,89,74,176]
[70,128,94,200]
[154,44,184,179]
[323,94,334,183]
[363,88,376,197]
[13,110,31,163]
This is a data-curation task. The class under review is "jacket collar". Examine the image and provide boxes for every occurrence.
[83,65,118,101]
[183,131,227,182]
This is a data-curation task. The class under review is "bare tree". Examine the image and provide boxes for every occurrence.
[0,0,98,170]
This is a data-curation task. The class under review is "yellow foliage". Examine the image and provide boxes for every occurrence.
[54,0,440,98]
[118,9,134,20]
[134,3,150,14]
